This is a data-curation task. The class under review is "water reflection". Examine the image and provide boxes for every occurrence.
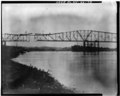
[12,51,117,95]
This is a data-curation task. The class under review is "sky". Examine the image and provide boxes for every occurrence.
[2,2,117,48]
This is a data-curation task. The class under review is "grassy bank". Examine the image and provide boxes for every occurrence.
[2,45,75,94]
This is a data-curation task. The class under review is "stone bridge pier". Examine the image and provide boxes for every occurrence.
[83,40,100,48]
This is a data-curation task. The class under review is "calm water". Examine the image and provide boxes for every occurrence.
[12,51,117,95]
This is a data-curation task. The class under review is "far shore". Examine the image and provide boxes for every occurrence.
[2,45,116,54]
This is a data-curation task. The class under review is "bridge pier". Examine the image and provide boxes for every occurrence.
[83,40,88,48]
[83,40,99,48]
[83,40,100,51]
[94,41,99,48]
[83,40,92,48]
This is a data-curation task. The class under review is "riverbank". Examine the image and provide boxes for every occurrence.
[2,45,75,94]
[71,45,116,52]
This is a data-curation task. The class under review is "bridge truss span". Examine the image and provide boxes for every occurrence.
[2,30,116,43]
[33,30,116,43]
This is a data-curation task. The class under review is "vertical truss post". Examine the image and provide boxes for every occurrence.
[104,32,106,41]
[55,33,57,41]
[98,31,99,41]
[62,33,64,40]
[70,32,71,40]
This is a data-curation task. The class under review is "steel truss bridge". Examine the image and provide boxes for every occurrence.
[2,30,117,48]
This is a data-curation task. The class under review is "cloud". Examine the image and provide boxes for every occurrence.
[2,2,116,34]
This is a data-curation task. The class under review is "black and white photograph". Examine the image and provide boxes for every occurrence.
[1,1,117,95]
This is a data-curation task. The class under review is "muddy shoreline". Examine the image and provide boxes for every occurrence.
[2,45,75,94]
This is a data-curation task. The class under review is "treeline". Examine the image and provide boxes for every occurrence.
[71,45,116,52]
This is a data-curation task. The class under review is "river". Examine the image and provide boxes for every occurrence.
[12,51,117,95]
